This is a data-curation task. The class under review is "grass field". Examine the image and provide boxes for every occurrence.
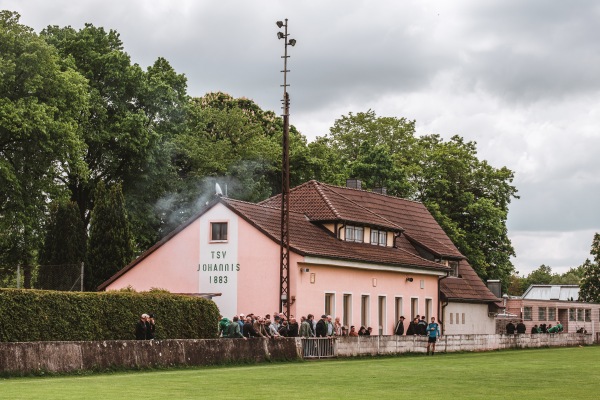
[1,346,598,400]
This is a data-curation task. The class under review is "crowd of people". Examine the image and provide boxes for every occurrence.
[135,313,156,340]
[219,312,441,355]
[506,320,563,334]
[218,313,352,339]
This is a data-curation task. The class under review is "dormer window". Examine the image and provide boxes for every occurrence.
[448,261,459,277]
[370,229,387,246]
[345,225,364,243]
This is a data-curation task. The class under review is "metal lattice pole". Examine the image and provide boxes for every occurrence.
[276,19,296,318]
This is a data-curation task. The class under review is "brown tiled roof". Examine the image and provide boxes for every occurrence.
[440,261,500,302]
[100,180,499,303]
[223,198,447,271]
[261,180,498,303]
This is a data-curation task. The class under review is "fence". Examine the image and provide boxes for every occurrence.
[1,263,84,291]
[301,337,336,358]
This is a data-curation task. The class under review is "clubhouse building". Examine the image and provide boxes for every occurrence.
[99,180,500,335]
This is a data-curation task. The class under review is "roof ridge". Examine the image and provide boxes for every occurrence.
[312,181,343,219]
[319,181,425,206]
[224,197,308,217]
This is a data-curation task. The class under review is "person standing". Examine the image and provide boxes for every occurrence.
[288,317,299,337]
[394,316,405,335]
[516,320,526,334]
[315,315,328,337]
[506,321,516,334]
[135,314,148,340]
[146,313,156,340]
[300,316,312,338]
[406,317,419,335]
[426,317,440,355]
[334,317,343,336]
[227,316,246,339]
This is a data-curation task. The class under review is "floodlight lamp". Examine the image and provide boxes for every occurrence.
[288,39,296,46]
[276,21,284,28]
[277,32,285,39]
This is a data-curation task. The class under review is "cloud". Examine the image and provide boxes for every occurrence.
[5,0,600,276]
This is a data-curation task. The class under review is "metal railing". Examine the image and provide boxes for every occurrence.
[301,337,336,358]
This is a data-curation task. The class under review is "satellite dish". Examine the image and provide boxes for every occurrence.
[215,183,223,197]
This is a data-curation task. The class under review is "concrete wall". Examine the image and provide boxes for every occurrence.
[335,333,594,357]
[0,339,299,375]
[443,303,496,335]
[0,334,594,375]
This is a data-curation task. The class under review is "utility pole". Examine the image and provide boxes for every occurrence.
[276,19,296,318]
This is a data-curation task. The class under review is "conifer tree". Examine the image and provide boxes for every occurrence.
[86,182,135,290]
[37,201,86,290]
[579,233,600,303]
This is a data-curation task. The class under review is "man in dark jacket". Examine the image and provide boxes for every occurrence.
[516,320,526,334]
[406,317,419,335]
[287,317,299,337]
[506,321,516,334]
[135,314,148,340]
[394,316,405,335]
[243,316,258,338]
[315,314,328,337]
[417,316,427,335]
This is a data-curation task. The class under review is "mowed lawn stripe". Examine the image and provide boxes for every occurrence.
[0,346,598,399]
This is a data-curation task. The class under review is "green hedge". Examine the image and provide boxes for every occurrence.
[0,289,219,342]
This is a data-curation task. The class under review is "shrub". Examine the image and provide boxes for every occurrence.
[0,289,219,342]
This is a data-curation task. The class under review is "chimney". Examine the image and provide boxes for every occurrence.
[372,187,387,195]
[346,179,362,190]
[486,280,502,298]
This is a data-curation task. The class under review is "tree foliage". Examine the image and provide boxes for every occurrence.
[319,110,518,283]
[0,11,88,287]
[579,233,600,303]
[86,182,134,290]
[37,201,86,290]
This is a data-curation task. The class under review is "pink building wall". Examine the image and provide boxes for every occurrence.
[105,218,201,293]
[104,201,442,335]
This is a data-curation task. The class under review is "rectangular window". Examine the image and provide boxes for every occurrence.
[456,313,460,324]
[425,298,432,321]
[394,297,403,323]
[523,307,532,320]
[361,295,370,327]
[462,313,466,324]
[449,312,453,324]
[538,307,546,321]
[569,308,576,321]
[548,307,556,321]
[378,296,386,335]
[324,293,335,316]
[345,226,364,243]
[343,294,352,327]
[411,298,419,320]
[585,309,591,322]
[370,229,387,246]
[210,222,228,241]
[448,261,459,277]
[577,308,584,322]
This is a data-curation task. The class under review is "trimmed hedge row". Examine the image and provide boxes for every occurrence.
[0,289,219,342]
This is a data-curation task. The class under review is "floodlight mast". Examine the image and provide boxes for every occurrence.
[276,19,296,318]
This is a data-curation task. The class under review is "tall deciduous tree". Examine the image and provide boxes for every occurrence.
[0,11,88,286]
[86,182,134,290]
[37,201,86,290]
[319,110,518,284]
[40,24,188,250]
[579,233,600,303]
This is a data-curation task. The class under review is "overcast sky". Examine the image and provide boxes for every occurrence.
[6,0,600,277]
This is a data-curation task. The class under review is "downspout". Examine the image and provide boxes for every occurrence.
[439,275,448,335]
